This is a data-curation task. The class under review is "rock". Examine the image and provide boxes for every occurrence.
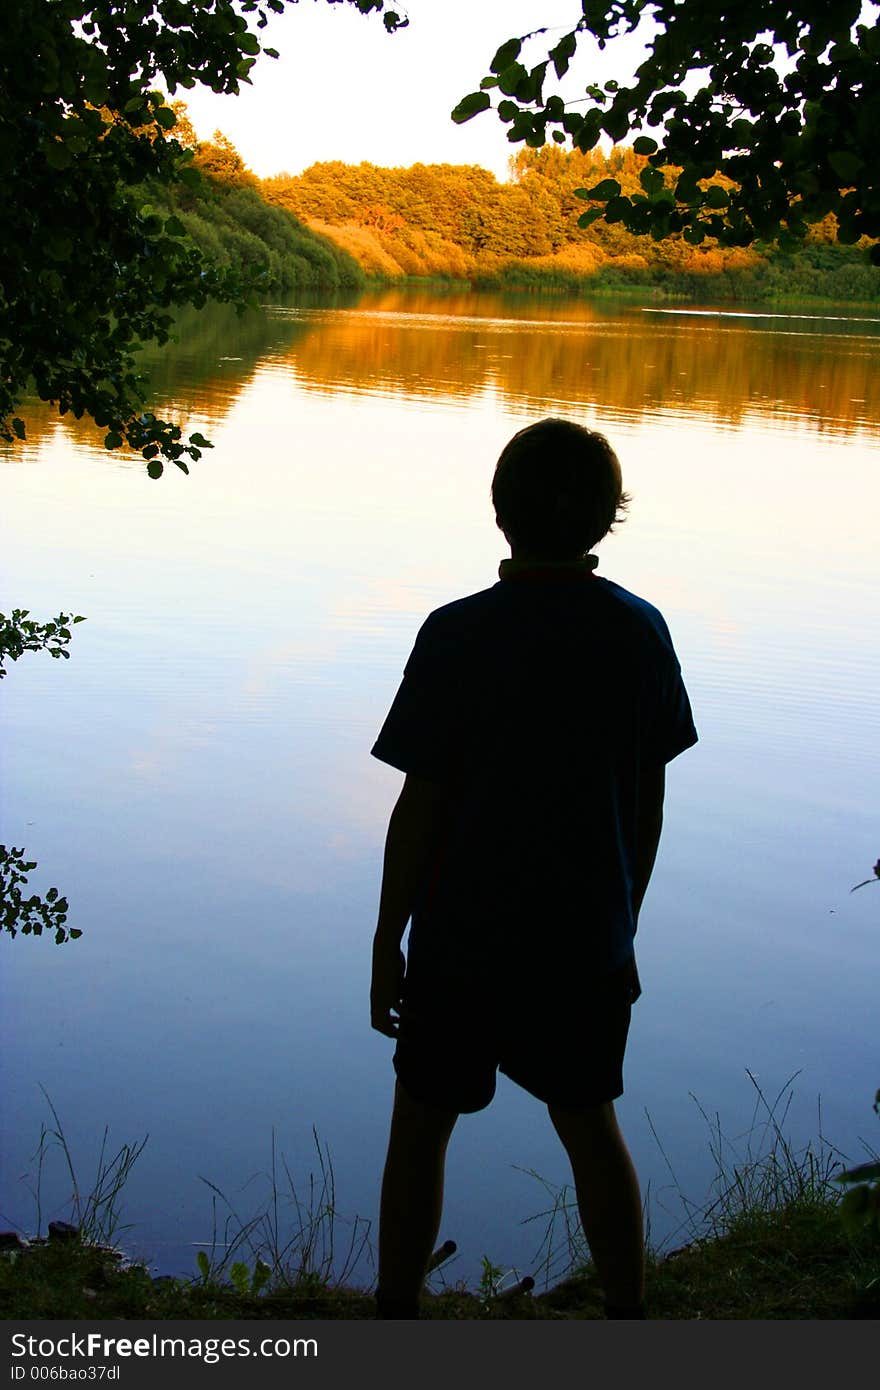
[48,1221,80,1242]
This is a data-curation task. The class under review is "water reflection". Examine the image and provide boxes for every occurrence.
[271,293,880,435]
[8,292,880,462]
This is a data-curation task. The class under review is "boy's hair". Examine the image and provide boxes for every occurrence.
[492,418,630,559]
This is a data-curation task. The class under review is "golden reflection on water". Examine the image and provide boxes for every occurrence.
[9,291,880,459]
[277,291,880,436]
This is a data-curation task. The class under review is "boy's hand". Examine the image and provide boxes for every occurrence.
[371,941,406,1038]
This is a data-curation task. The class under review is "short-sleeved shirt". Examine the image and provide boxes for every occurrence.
[372,568,697,1001]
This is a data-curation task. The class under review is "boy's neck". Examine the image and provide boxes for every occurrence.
[499,555,599,580]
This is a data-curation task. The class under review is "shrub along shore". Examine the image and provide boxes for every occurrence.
[156,111,880,307]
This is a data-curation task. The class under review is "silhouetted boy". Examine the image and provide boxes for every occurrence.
[370,418,697,1319]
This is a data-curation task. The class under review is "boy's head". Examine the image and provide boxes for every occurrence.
[492,417,629,560]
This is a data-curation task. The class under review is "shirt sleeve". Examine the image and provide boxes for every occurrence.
[643,610,698,765]
[655,652,699,764]
[371,613,461,783]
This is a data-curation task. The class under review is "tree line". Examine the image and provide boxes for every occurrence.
[252,141,876,302]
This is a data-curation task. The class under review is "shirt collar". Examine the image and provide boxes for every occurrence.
[498,555,599,581]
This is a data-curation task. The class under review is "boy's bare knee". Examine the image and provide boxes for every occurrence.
[391,1080,458,1147]
[548,1099,619,1150]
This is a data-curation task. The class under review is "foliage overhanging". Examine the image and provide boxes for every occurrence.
[453,0,880,259]
[0,1,403,473]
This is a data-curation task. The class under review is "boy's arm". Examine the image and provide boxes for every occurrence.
[627,762,666,1002]
[370,773,450,1038]
[633,762,665,921]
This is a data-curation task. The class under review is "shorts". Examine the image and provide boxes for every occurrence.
[393,958,635,1114]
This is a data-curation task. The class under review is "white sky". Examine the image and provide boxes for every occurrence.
[178,0,653,181]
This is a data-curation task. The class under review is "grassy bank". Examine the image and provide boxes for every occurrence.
[2,1202,878,1319]
[3,1080,878,1320]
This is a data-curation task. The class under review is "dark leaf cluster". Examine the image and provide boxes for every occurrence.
[0,1,400,474]
[456,0,880,259]
[0,846,81,944]
[0,609,86,678]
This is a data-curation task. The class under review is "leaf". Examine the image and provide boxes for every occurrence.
[44,141,72,171]
[603,109,630,142]
[104,432,124,449]
[497,63,527,98]
[705,184,729,209]
[197,1251,210,1280]
[604,195,632,224]
[585,179,621,200]
[839,1185,871,1235]
[675,172,701,203]
[516,61,547,106]
[83,75,108,106]
[549,31,577,80]
[46,234,73,262]
[837,1160,880,1185]
[164,215,187,238]
[828,150,863,183]
[147,460,164,479]
[633,136,658,155]
[154,106,177,131]
[12,418,26,440]
[490,39,522,74]
[451,91,491,125]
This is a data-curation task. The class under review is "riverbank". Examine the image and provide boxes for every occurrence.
[2,1197,878,1319]
[6,1075,877,1320]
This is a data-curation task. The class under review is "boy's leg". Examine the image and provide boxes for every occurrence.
[377,1079,458,1317]
[548,1100,645,1314]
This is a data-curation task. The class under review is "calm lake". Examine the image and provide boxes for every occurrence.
[1,289,878,1290]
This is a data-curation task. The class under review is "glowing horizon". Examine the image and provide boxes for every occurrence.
[177,0,652,181]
